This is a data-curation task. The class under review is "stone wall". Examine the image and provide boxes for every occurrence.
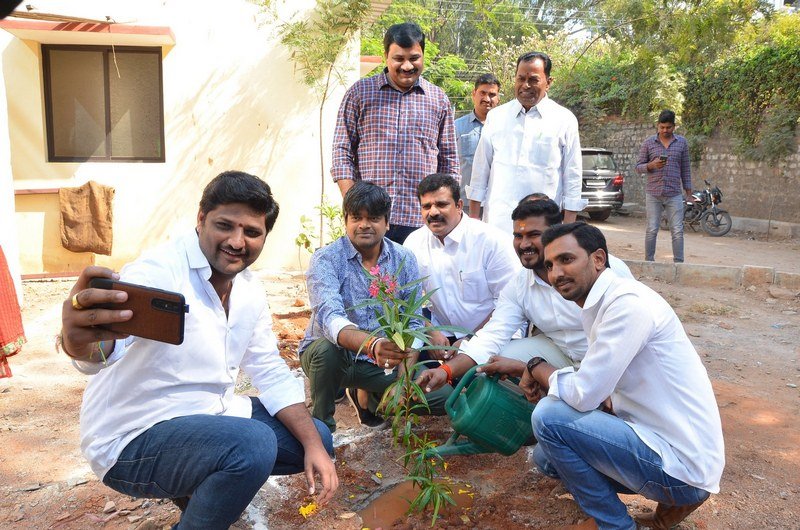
[581,119,800,223]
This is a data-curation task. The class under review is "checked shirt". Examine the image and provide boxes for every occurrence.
[331,70,459,228]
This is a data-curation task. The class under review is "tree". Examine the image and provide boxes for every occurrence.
[266,0,371,243]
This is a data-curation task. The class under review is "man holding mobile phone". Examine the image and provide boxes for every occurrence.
[59,171,338,529]
[636,109,692,263]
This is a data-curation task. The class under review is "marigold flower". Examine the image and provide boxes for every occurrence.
[298,501,318,518]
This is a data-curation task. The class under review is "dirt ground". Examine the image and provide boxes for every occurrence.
[2,213,799,530]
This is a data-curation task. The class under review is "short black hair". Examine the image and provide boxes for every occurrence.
[417,173,460,203]
[518,192,550,204]
[658,109,676,124]
[474,73,500,89]
[541,222,609,268]
[384,22,425,54]
[516,51,552,77]
[511,198,562,227]
[343,181,392,222]
[199,171,280,233]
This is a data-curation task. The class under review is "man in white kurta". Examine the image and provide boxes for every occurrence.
[525,222,724,530]
[404,174,518,355]
[467,51,586,233]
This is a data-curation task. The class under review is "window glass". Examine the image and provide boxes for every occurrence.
[581,153,616,171]
[48,49,106,158]
[109,52,162,158]
[44,46,164,162]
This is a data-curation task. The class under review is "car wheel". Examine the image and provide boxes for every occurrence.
[588,210,612,222]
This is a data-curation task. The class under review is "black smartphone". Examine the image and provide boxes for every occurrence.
[659,155,668,162]
[89,278,188,345]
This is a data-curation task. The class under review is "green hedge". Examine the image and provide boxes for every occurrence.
[683,42,800,163]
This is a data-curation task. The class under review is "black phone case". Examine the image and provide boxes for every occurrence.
[89,278,187,345]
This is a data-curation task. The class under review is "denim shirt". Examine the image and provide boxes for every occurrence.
[299,236,422,360]
[454,111,483,201]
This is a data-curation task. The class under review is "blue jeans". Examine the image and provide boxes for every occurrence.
[103,397,333,530]
[645,193,685,262]
[532,397,709,530]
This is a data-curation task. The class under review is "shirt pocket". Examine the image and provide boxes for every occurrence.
[460,269,490,303]
[410,114,440,150]
[528,133,561,169]
[458,129,480,158]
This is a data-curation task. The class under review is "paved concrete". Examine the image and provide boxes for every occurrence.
[587,212,800,289]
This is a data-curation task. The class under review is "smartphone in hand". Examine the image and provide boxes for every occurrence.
[89,278,188,345]
[659,155,668,162]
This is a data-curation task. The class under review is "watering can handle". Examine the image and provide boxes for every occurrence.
[445,364,488,416]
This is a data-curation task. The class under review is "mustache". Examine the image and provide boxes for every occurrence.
[426,215,445,223]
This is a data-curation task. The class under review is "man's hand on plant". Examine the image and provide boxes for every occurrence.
[426,330,451,360]
[476,355,526,379]
[415,367,448,393]
[374,339,408,369]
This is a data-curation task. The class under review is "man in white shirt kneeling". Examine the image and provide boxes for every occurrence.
[404,173,519,359]
[59,171,338,529]
[523,222,724,530]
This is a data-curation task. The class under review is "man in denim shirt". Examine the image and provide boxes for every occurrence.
[300,182,451,431]
[454,74,500,202]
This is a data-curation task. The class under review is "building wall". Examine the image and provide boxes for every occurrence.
[3,0,358,276]
[581,119,800,223]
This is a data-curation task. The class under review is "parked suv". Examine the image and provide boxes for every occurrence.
[581,148,624,221]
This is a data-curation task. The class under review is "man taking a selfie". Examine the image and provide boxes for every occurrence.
[59,171,338,529]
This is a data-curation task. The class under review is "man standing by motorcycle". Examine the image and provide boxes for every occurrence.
[636,109,692,263]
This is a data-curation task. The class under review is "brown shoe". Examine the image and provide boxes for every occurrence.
[634,499,706,529]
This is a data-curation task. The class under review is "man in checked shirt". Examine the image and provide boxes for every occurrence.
[332,22,459,244]
[636,109,693,263]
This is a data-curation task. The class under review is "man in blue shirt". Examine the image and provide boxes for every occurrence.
[300,182,451,431]
[454,73,500,202]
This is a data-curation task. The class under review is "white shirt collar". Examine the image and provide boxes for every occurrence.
[582,268,616,310]
[426,213,467,247]
[513,94,552,118]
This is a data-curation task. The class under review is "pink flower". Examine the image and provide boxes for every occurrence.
[369,282,380,298]
[369,265,381,276]
[386,280,397,295]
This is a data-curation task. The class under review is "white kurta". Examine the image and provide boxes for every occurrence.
[467,96,586,232]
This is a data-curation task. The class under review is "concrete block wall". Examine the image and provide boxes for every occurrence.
[581,119,800,224]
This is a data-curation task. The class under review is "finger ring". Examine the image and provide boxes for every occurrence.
[71,294,84,310]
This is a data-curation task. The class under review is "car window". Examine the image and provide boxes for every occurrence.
[582,153,616,171]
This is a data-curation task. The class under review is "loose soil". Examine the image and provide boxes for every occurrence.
[2,214,799,529]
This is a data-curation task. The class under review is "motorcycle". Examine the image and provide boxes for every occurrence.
[683,179,732,237]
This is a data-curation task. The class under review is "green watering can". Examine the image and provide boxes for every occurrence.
[431,364,536,457]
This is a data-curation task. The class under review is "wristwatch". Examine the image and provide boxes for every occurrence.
[526,356,546,377]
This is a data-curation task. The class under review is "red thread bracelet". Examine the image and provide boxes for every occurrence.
[439,363,453,385]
